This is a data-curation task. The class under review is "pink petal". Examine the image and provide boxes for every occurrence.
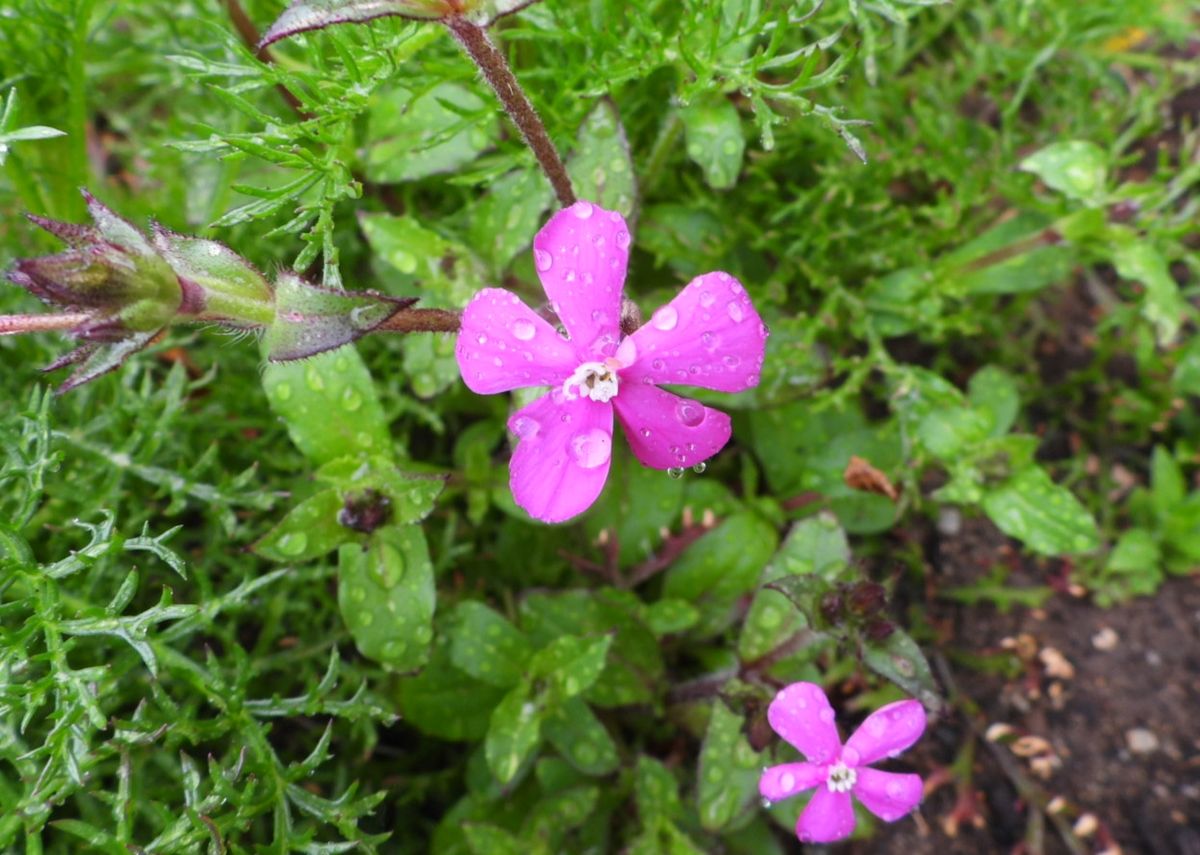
[796,787,856,843]
[759,762,824,802]
[852,768,923,822]
[767,682,842,765]
[622,271,767,393]
[842,700,927,767]
[507,390,614,523]
[456,288,578,394]
[612,383,731,470]
[532,201,629,355]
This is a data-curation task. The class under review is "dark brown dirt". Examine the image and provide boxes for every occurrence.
[851,518,1200,855]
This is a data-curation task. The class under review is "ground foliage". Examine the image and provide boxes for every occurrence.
[0,0,1197,851]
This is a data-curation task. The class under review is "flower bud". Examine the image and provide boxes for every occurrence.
[848,582,887,617]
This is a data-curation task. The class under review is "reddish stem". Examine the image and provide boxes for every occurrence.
[0,313,90,337]
[444,18,576,207]
[375,307,461,333]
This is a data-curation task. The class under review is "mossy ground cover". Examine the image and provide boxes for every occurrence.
[1,0,1197,851]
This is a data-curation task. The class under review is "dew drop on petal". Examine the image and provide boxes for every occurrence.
[727,300,745,323]
[692,462,707,474]
[675,398,705,427]
[841,746,859,766]
[512,416,540,439]
[569,428,611,469]
[667,467,684,480]
[652,358,666,371]
[615,230,631,249]
[780,772,795,791]
[476,333,488,345]
[700,290,715,308]
[572,200,594,219]
[512,319,536,341]
[639,428,651,438]
[616,336,637,366]
[887,781,905,799]
[818,708,835,724]
[651,305,679,331]
[534,248,553,272]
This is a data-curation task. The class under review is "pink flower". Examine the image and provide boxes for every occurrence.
[455,200,768,523]
[760,682,926,844]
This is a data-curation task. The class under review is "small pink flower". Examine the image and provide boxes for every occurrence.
[760,682,926,844]
[455,200,768,523]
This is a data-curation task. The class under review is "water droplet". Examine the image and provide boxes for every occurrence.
[511,318,536,341]
[274,383,293,402]
[492,357,503,367]
[701,331,714,348]
[304,365,325,391]
[667,467,684,480]
[700,290,715,308]
[692,462,707,474]
[569,428,612,469]
[819,708,835,724]
[886,781,904,799]
[639,428,651,438]
[651,358,666,371]
[781,772,796,791]
[727,301,745,323]
[342,387,363,412]
[534,248,553,271]
[651,305,678,331]
[512,416,540,439]
[572,200,594,219]
[476,333,488,345]
[590,308,608,325]
[277,532,308,556]
[723,354,741,369]
[675,398,705,427]
[615,230,631,249]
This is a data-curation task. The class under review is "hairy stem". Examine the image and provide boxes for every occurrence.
[0,313,91,337]
[445,19,576,207]
[375,307,461,334]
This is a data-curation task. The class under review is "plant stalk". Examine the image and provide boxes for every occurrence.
[0,313,90,336]
[376,307,461,333]
[444,19,576,207]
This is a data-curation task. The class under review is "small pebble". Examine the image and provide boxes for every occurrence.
[1040,646,1076,679]
[1145,650,1163,667]
[1092,627,1119,651]
[1126,728,1160,754]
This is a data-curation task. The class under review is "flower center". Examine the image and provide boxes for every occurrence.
[562,360,620,403]
[826,762,857,793]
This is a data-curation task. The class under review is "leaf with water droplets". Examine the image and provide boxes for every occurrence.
[448,601,533,688]
[696,701,763,831]
[1111,236,1186,347]
[485,681,543,784]
[542,697,619,776]
[567,99,636,217]
[1019,140,1107,205]
[663,513,778,637]
[585,449,685,567]
[862,626,944,714]
[529,634,612,704]
[337,525,435,671]
[467,167,553,275]
[263,347,392,466]
[681,95,746,190]
[982,466,1100,556]
[396,640,505,741]
[253,488,350,562]
[363,82,496,184]
[968,365,1020,437]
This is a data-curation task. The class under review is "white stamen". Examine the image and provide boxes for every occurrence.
[562,361,620,403]
[826,762,857,793]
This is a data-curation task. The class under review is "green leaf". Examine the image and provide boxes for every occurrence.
[916,407,991,460]
[568,99,636,217]
[585,450,685,566]
[396,642,506,741]
[861,626,944,714]
[968,366,1020,437]
[681,95,745,190]
[486,682,544,783]
[1174,335,1200,396]
[360,212,483,307]
[263,347,393,465]
[1150,445,1186,516]
[696,702,762,831]
[337,525,435,670]
[663,513,778,637]
[1106,527,1161,574]
[542,698,619,776]
[449,601,534,688]
[467,167,554,274]
[982,466,1100,556]
[529,635,613,702]
[642,599,700,636]
[1111,239,1187,346]
[463,824,525,855]
[254,488,351,562]
[523,784,600,845]
[1019,140,1107,205]
[634,756,684,824]
[364,82,496,183]
[739,513,847,662]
